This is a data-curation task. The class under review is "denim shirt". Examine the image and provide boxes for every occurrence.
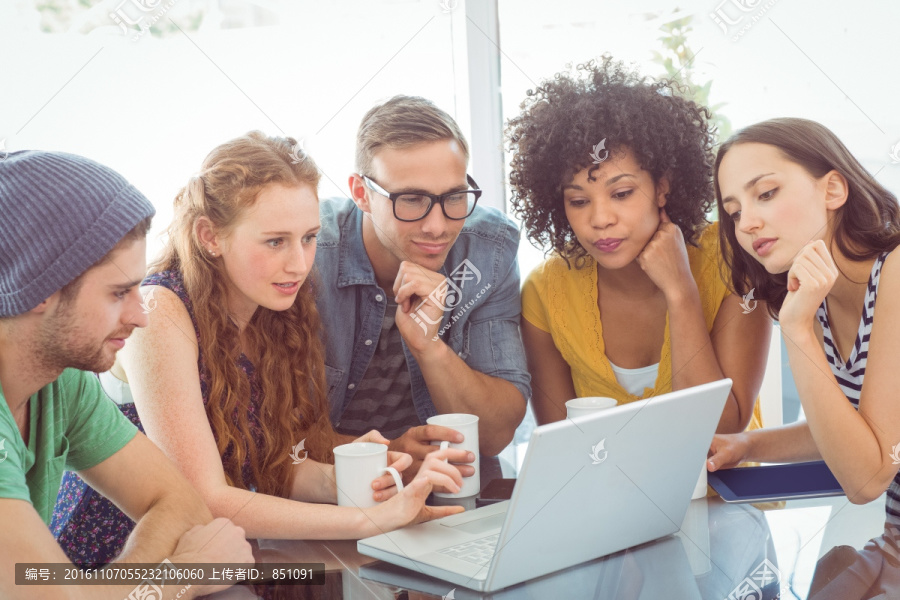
[315,197,531,427]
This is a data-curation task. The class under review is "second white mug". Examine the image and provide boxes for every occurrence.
[566,396,618,419]
[427,413,480,498]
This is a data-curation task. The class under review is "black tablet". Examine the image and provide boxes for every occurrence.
[708,461,845,503]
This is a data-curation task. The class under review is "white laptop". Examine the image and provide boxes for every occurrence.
[360,532,702,599]
[357,379,731,592]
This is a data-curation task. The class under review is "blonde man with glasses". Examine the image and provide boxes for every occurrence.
[316,96,531,484]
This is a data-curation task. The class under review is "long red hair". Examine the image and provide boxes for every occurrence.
[150,131,336,497]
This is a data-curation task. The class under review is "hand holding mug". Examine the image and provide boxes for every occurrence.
[427,413,481,498]
[389,424,474,484]
[334,442,405,508]
[363,451,467,534]
[353,430,410,501]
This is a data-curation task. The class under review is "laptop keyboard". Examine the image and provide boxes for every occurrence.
[437,533,500,565]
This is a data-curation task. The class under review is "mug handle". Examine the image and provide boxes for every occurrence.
[380,466,404,493]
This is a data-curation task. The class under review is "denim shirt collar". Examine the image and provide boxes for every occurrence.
[335,208,377,289]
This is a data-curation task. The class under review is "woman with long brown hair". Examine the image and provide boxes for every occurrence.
[51,131,466,565]
[709,118,900,521]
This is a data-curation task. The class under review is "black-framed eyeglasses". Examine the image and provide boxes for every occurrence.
[362,174,482,222]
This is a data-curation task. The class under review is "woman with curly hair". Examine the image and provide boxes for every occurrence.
[507,57,769,433]
[709,118,900,516]
[51,132,467,565]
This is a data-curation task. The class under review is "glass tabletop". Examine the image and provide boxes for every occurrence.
[204,456,898,600]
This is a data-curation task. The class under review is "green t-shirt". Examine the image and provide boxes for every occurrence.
[0,368,138,524]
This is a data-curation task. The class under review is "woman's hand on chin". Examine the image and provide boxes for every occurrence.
[637,207,696,301]
[779,240,838,337]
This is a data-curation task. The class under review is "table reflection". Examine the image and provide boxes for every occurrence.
[807,523,900,600]
[202,456,895,599]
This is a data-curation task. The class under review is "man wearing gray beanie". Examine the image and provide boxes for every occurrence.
[0,150,253,599]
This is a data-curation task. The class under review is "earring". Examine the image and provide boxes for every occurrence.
[209,249,216,257]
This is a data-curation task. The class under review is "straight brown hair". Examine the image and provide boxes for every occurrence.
[714,118,900,319]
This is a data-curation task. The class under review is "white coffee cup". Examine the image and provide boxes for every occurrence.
[566,397,618,419]
[334,442,403,508]
[426,413,480,498]
[692,463,708,500]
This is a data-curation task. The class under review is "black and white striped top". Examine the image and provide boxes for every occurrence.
[815,251,900,522]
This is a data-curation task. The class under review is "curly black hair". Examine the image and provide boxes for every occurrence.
[506,56,717,267]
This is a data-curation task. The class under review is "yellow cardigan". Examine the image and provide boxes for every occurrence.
[521,221,764,431]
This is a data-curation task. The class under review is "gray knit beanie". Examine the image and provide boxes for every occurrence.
[0,150,156,317]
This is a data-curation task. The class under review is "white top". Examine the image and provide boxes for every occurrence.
[98,370,133,405]
[608,360,659,397]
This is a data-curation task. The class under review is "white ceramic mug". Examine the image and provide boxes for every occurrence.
[566,397,618,419]
[334,442,403,508]
[427,413,480,498]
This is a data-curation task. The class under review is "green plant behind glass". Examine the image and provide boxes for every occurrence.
[650,11,732,145]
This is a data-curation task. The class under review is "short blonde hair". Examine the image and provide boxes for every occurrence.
[355,95,469,176]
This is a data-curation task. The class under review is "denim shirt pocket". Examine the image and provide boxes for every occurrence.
[324,364,345,419]
[447,320,472,362]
